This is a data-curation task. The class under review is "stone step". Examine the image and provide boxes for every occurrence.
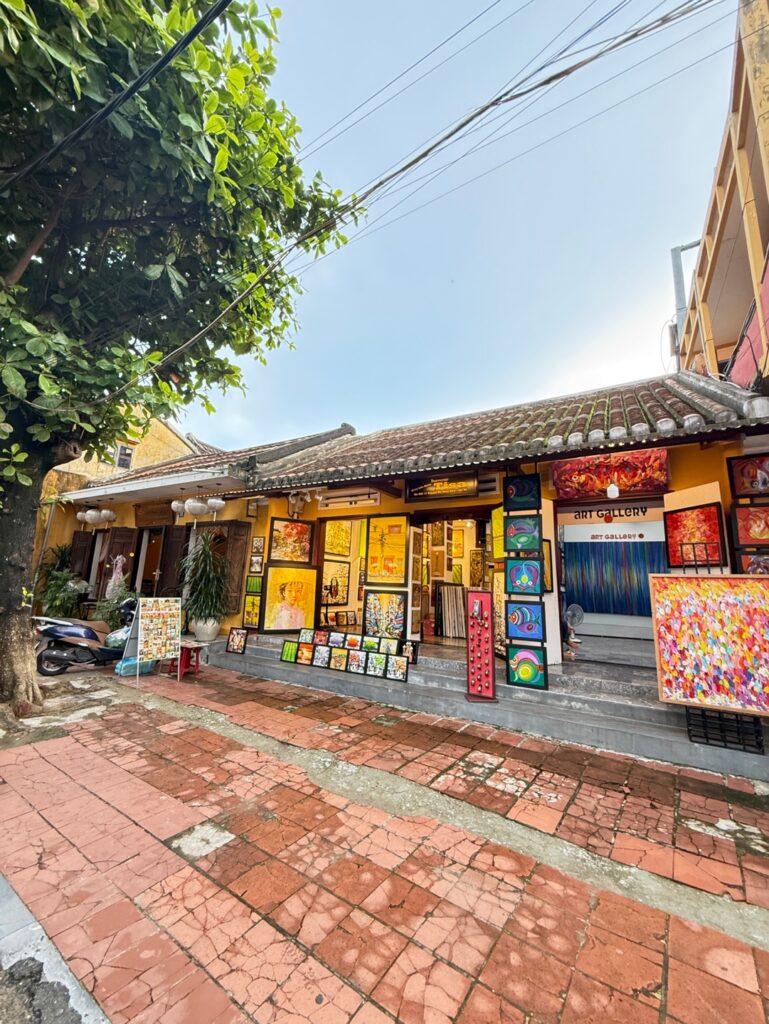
[206,644,768,780]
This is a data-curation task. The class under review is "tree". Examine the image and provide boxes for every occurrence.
[0,0,345,708]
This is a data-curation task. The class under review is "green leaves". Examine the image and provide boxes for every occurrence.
[1,364,26,396]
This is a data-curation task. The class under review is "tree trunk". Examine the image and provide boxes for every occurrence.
[0,448,54,711]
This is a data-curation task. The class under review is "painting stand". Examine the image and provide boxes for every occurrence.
[685,708,764,754]
[465,589,497,703]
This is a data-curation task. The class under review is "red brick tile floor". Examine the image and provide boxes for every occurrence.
[0,667,764,1022]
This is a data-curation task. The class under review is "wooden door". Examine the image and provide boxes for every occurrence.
[98,527,139,597]
[70,531,94,579]
[224,522,250,614]
[156,526,188,596]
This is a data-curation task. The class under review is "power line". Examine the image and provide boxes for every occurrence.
[1,0,235,192]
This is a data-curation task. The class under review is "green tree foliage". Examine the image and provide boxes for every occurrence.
[0,0,345,704]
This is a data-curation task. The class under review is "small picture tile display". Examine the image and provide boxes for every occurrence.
[279,633,411,681]
[663,502,725,568]
[503,515,542,554]
[505,600,546,643]
[503,473,542,512]
[504,557,544,596]
[506,644,548,689]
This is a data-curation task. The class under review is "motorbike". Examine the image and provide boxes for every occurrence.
[34,598,137,676]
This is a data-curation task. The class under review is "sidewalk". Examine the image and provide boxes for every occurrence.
[0,665,766,1023]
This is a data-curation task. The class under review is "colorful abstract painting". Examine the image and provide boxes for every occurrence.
[650,575,769,716]
[330,648,348,671]
[363,590,407,639]
[297,643,314,665]
[503,515,542,554]
[226,627,248,654]
[503,474,541,511]
[325,519,352,557]
[664,503,725,568]
[322,560,350,605]
[505,601,545,642]
[347,650,367,674]
[736,550,769,574]
[261,566,317,632]
[366,516,409,586]
[733,506,769,547]
[506,645,548,689]
[386,655,409,681]
[564,541,667,617]
[268,518,314,564]
[505,558,543,596]
[728,452,769,498]
[552,448,669,500]
[366,652,387,677]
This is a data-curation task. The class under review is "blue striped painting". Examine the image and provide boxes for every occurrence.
[563,542,668,617]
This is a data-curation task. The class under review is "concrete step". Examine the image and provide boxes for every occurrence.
[579,613,654,640]
[206,643,768,780]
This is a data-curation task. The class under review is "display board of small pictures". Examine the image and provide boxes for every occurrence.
[279,632,411,681]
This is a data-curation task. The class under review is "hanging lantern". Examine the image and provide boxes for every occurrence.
[84,509,102,525]
[76,511,88,523]
[170,500,186,515]
[184,498,209,517]
[100,509,117,522]
[206,497,225,512]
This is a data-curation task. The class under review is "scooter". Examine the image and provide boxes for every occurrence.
[34,598,137,676]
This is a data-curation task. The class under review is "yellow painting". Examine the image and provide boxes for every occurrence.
[243,595,261,627]
[452,532,464,558]
[491,506,504,560]
[325,519,352,558]
[366,515,408,586]
[262,566,318,632]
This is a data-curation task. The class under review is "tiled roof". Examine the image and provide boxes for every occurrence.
[183,433,224,455]
[250,372,769,491]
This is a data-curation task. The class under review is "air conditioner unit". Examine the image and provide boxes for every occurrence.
[318,488,381,510]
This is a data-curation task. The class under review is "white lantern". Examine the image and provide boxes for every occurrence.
[76,511,88,523]
[100,509,117,522]
[84,509,102,525]
[184,498,209,517]
[171,500,186,515]
[206,497,225,512]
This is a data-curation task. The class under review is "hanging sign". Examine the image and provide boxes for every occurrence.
[466,589,496,702]
[552,449,669,500]
[405,473,478,502]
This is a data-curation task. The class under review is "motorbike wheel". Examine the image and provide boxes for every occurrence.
[36,650,69,676]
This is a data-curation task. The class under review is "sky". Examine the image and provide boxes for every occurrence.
[178,0,738,450]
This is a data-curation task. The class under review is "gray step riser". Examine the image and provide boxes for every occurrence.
[207,649,768,780]
[579,623,654,640]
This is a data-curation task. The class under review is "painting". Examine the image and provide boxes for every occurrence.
[491,506,504,560]
[469,549,484,588]
[322,560,350,605]
[413,531,423,559]
[249,554,264,575]
[452,532,464,559]
[650,575,769,716]
[503,515,542,554]
[366,652,387,677]
[492,570,506,656]
[431,549,444,577]
[246,500,261,519]
[386,655,409,681]
[261,566,318,632]
[664,503,725,567]
[245,576,263,595]
[430,522,445,548]
[345,634,362,649]
[736,550,769,574]
[733,505,769,547]
[452,564,463,584]
[325,519,352,558]
[362,635,380,652]
[363,590,407,639]
[366,516,409,586]
[379,638,399,655]
[280,640,298,663]
[552,448,669,500]
[226,627,248,654]
[505,600,546,643]
[297,643,314,665]
[410,609,421,636]
[506,644,548,689]
[503,474,541,511]
[347,650,367,674]
[327,631,344,648]
[727,452,769,498]
[312,645,331,668]
[347,611,357,626]
[542,539,553,593]
[330,648,348,671]
[336,611,348,627]
[268,518,314,564]
[251,536,265,555]
[243,596,261,628]
[505,558,544,596]
[313,630,330,645]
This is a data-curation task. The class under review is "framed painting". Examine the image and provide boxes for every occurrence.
[386,655,409,681]
[249,554,264,575]
[733,505,769,548]
[413,531,423,559]
[226,627,248,654]
[328,631,345,648]
[506,644,548,689]
[313,630,330,646]
[251,536,265,555]
[297,643,314,665]
[298,628,314,643]
[430,522,445,548]
[245,576,263,596]
[664,502,726,567]
[347,610,357,626]
[452,532,464,559]
[268,518,314,564]
[452,564,463,584]
[363,590,407,639]
[402,639,419,664]
[280,640,298,663]
[362,635,380,652]
[336,611,348,627]
[542,539,554,593]
[366,515,409,586]
[650,574,769,716]
[243,595,261,628]
[330,648,348,671]
[312,645,331,668]
[503,515,542,554]
[431,549,444,578]
[727,452,769,499]
[505,557,544,596]
[505,600,546,643]
[261,566,318,633]
[325,519,352,558]
[347,650,367,674]
[246,500,260,519]
[503,474,541,511]
[366,652,387,677]
[469,549,484,588]
[736,549,769,574]
[345,634,361,649]
[322,560,350,605]
[379,637,399,655]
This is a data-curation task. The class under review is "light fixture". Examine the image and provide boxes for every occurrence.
[206,497,225,512]
[606,480,620,500]
[99,509,117,522]
[76,510,88,524]
[84,509,102,525]
[171,500,186,515]
[184,497,210,517]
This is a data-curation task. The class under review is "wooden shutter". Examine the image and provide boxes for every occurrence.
[156,526,188,596]
[98,528,139,597]
[70,531,94,578]
[224,522,250,614]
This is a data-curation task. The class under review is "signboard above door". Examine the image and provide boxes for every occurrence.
[134,501,174,527]
[405,473,478,502]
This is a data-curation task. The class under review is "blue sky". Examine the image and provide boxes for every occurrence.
[179,0,738,449]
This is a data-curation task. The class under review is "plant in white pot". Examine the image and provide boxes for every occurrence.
[179,531,228,642]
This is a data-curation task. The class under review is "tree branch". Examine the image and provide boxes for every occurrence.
[4,176,80,287]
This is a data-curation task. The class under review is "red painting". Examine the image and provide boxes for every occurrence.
[733,506,769,547]
[664,502,725,568]
[552,449,669,501]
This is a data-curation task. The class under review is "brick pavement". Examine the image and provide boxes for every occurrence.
[0,686,767,1023]
[136,666,769,909]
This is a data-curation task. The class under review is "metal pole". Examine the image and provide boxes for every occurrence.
[670,240,701,368]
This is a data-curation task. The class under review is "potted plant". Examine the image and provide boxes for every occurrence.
[178,531,228,641]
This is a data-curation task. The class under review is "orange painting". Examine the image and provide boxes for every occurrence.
[664,502,725,568]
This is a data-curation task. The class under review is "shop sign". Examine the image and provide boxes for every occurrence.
[559,500,663,526]
[405,473,478,502]
[563,522,664,544]
[134,500,174,527]
[552,449,669,501]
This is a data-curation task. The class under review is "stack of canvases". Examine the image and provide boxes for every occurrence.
[502,474,548,691]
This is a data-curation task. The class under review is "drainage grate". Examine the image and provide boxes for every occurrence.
[685,707,765,755]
